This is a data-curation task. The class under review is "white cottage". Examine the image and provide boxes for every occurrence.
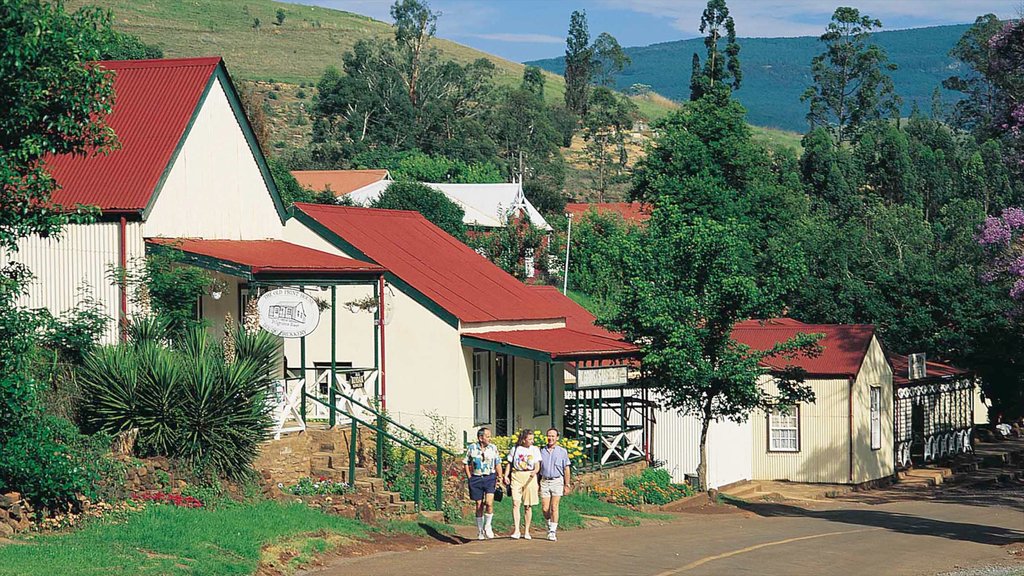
[5,56,637,442]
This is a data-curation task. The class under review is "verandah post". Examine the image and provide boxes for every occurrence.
[434,446,443,511]
[330,285,337,428]
[373,279,383,477]
[349,415,357,487]
[414,451,422,511]
[299,288,307,423]
[548,360,555,429]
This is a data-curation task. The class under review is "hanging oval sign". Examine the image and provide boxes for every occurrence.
[257,288,320,338]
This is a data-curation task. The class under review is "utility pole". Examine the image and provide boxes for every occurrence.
[563,212,573,294]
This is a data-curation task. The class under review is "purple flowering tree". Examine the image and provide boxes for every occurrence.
[979,207,1024,299]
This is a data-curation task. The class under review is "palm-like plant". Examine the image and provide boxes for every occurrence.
[78,320,279,479]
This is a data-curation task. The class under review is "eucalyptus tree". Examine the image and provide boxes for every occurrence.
[801,7,900,142]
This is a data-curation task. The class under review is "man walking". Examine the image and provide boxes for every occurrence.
[463,426,503,540]
[539,427,571,541]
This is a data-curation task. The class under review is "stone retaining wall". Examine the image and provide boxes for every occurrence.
[575,460,649,491]
[0,493,32,537]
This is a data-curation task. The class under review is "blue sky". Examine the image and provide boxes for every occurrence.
[287,1,1023,62]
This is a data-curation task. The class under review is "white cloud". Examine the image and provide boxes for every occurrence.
[461,32,564,44]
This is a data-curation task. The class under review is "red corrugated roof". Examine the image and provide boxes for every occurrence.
[888,353,969,386]
[528,285,623,340]
[294,204,566,323]
[291,170,390,196]
[146,238,384,276]
[732,318,876,377]
[47,57,221,212]
[466,328,638,361]
[565,202,651,223]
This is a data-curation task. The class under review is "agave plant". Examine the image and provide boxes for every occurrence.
[78,320,279,479]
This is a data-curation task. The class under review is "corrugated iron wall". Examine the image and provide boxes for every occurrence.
[752,376,851,483]
[652,408,752,488]
[0,222,145,343]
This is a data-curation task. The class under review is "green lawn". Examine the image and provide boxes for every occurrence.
[0,501,368,576]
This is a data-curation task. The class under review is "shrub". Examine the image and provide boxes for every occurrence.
[78,324,278,480]
[0,415,111,510]
[615,467,692,506]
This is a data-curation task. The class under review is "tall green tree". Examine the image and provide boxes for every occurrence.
[0,0,121,503]
[801,7,901,142]
[942,14,1013,138]
[607,209,819,490]
[390,0,439,109]
[591,32,630,87]
[563,9,592,118]
[690,0,741,99]
[581,87,636,201]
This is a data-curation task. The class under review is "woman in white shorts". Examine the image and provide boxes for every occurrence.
[504,429,542,539]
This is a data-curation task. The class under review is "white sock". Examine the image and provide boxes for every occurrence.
[484,513,493,530]
[551,522,558,532]
[476,516,484,532]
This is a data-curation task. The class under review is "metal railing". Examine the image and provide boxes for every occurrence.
[303,385,457,512]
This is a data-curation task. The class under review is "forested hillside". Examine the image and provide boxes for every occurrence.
[529,24,970,131]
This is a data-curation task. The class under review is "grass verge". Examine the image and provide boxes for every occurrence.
[0,501,367,576]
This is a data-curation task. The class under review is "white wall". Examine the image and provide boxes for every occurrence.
[284,218,475,439]
[144,77,282,240]
[0,221,145,343]
[652,408,752,489]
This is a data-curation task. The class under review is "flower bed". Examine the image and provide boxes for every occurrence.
[591,468,693,506]
[491,432,585,467]
[281,477,351,496]
[131,490,203,508]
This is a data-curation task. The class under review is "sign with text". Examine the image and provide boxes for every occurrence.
[909,353,927,380]
[258,288,320,338]
[576,365,629,388]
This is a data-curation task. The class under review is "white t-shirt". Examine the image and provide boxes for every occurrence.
[506,445,543,472]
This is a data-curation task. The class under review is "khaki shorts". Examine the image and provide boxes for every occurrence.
[539,477,564,498]
[510,470,539,506]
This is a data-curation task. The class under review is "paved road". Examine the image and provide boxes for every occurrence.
[313,498,1024,576]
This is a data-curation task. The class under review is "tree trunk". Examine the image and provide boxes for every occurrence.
[696,398,713,492]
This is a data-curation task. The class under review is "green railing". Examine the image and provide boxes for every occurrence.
[303,386,457,512]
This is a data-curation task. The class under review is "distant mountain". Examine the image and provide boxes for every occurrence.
[528,24,971,132]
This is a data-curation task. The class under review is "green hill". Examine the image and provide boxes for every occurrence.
[528,24,972,132]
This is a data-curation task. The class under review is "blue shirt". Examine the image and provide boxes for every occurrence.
[539,445,570,479]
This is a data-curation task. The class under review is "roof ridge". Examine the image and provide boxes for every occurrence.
[295,203,423,217]
[97,56,222,69]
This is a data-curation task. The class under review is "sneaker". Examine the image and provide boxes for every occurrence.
[510,531,521,539]
[485,526,495,539]
[547,531,557,541]
[478,531,485,541]
[523,532,532,540]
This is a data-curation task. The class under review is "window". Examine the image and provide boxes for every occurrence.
[533,361,550,416]
[524,248,535,279]
[870,386,882,450]
[472,350,491,425]
[768,406,799,452]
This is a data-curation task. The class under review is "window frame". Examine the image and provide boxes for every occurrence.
[472,350,491,425]
[870,386,882,451]
[767,405,801,453]
[532,360,550,417]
